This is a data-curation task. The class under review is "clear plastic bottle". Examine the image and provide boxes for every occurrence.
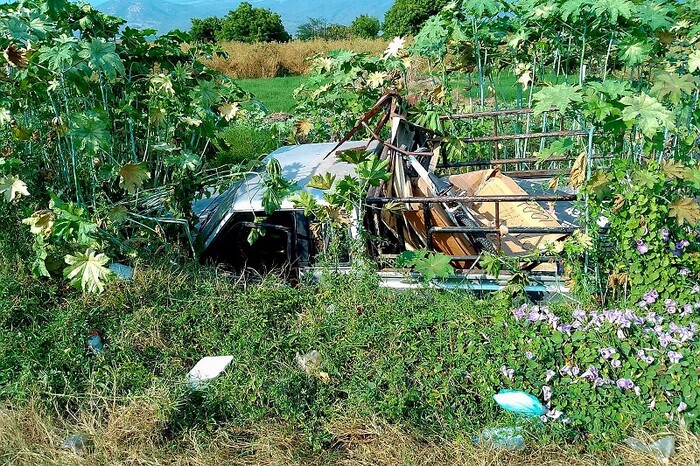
[473,426,525,450]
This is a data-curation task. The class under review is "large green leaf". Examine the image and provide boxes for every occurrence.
[635,1,674,31]
[689,50,700,73]
[620,93,674,137]
[63,249,112,294]
[462,0,503,17]
[356,155,390,186]
[78,39,125,80]
[532,84,583,116]
[39,35,79,71]
[592,0,634,23]
[413,252,453,280]
[650,72,699,104]
[618,41,653,66]
[118,163,150,193]
[69,112,111,153]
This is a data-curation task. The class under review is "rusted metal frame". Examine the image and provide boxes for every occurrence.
[492,115,499,160]
[423,203,433,251]
[495,202,501,252]
[499,169,570,179]
[436,154,609,168]
[360,121,432,158]
[447,255,560,263]
[324,90,401,159]
[440,108,537,119]
[365,194,576,204]
[455,129,588,144]
[375,252,562,264]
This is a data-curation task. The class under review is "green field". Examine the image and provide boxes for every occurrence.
[237,76,308,113]
[236,73,578,115]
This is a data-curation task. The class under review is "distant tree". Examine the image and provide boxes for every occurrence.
[296,17,330,40]
[296,17,351,40]
[216,2,290,43]
[350,15,380,39]
[383,0,450,37]
[190,16,221,43]
[325,24,351,40]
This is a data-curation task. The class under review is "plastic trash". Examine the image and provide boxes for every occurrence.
[474,426,525,450]
[109,263,134,282]
[187,356,234,389]
[493,389,547,418]
[86,329,104,355]
[624,436,675,462]
[61,434,87,456]
[296,350,322,374]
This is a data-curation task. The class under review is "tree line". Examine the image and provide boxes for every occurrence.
[190,0,450,43]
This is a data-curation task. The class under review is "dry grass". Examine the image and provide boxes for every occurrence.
[2,403,699,466]
[206,39,389,78]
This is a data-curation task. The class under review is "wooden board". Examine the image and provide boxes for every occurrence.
[449,170,566,254]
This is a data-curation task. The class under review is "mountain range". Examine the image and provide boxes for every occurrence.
[89,0,394,36]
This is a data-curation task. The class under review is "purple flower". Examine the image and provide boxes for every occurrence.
[665,299,677,313]
[600,347,616,359]
[525,351,534,360]
[545,369,556,382]
[680,268,690,276]
[560,365,580,377]
[500,365,514,379]
[678,401,687,412]
[616,378,635,390]
[643,290,659,305]
[637,350,654,364]
[658,332,675,348]
[572,308,586,322]
[643,290,659,304]
[660,228,670,242]
[596,378,613,387]
[557,323,573,335]
[527,310,542,322]
[611,359,621,368]
[681,304,693,316]
[680,239,690,248]
[692,285,700,295]
[668,351,683,364]
[542,385,552,402]
[646,311,663,325]
[581,365,599,381]
[624,310,644,326]
[513,304,527,320]
[636,240,649,254]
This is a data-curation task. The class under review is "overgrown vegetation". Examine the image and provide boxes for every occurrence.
[1,0,700,460]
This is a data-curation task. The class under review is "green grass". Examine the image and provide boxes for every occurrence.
[1,217,698,463]
[237,76,308,113]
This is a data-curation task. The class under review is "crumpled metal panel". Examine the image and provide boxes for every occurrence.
[194,140,377,249]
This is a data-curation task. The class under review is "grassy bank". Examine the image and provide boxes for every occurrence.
[0,211,697,464]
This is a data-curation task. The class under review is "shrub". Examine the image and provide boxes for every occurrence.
[216,2,290,43]
[350,15,381,39]
[383,0,450,37]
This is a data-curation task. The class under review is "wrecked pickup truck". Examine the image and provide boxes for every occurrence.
[194,92,590,293]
